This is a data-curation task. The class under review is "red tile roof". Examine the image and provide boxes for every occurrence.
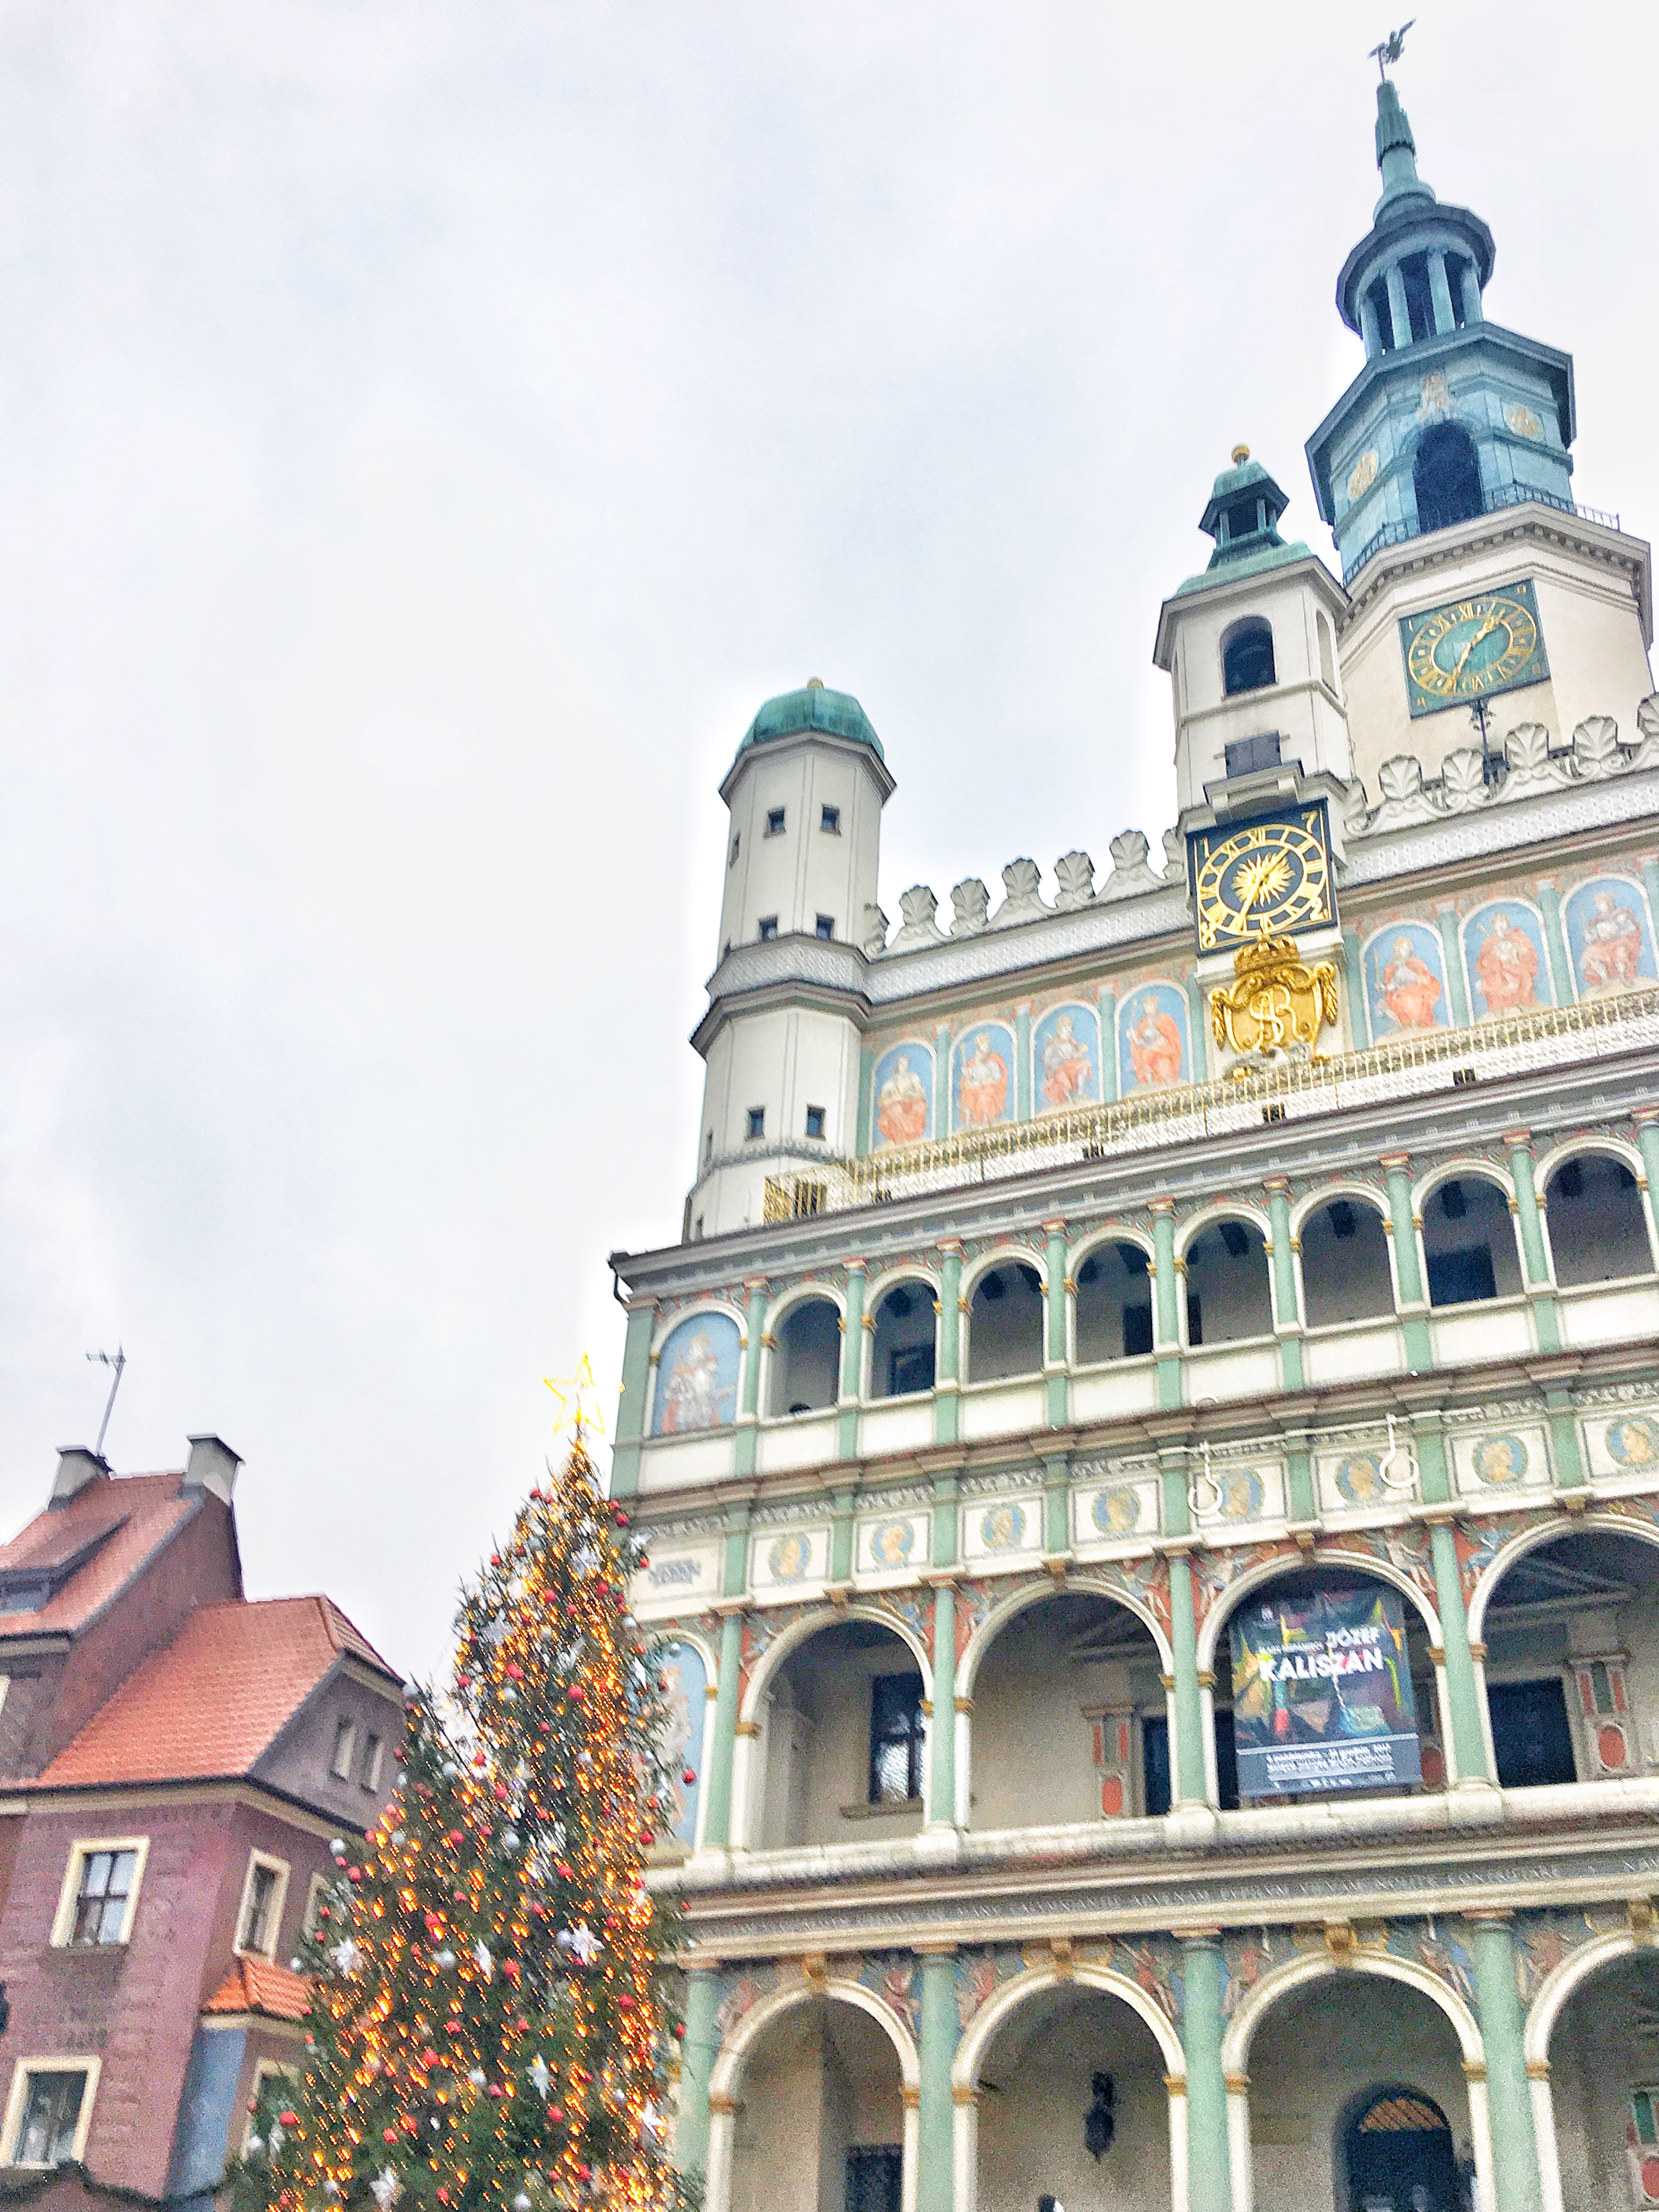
[204,1956,313,2022]
[0,1473,203,1638]
[33,1595,401,1788]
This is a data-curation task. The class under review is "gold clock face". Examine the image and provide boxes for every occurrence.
[1404,591,1539,704]
[1194,815,1333,952]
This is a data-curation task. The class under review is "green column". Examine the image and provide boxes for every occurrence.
[1265,1178,1304,1391]
[1152,1201,1182,1410]
[1045,1217,1070,1427]
[1344,927,1373,1049]
[1180,1934,1233,2212]
[856,1043,876,1154]
[1014,1003,1033,1121]
[1536,881,1573,1006]
[1436,906,1472,1028]
[1169,1549,1209,1807]
[674,1966,720,2177]
[1285,1423,1317,1524]
[1186,972,1210,1081]
[735,1278,768,1476]
[1635,1110,1659,1269]
[933,1025,952,1137]
[1467,1914,1545,2212]
[1414,1422,1491,1786]
[1544,1386,1585,1488]
[830,1487,856,1584]
[1505,1128,1560,1350]
[700,1511,752,1848]
[840,1261,867,1460]
[935,1243,963,1446]
[609,1299,656,1497]
[916,1949,958,2212]
[1043,1450,1069,1557]
[1099,987,1120,1101]
[927,1578,957,1826]
[1383,1152,1433,1372]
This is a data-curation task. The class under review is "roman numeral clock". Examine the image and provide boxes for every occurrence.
[1399,578,1549,718]
[1189,806,1335,953]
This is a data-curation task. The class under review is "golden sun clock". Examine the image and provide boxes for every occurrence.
[1398,578,1549,718]
[1189,806,1335,953]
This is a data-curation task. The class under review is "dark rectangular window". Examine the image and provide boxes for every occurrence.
[758,916,778,941]
[1122,1303,1154,1358]
[1401,251,1435,342]
[805,1105,826,1140]
[729,833,740,868]
[868,1672,925,1804]
[820,805,840,834]
[1427,1246,1496,1307]
[765,807,786,836]
[70,1848,138,1946]
[239,1861,280,1954]
[16,2072,87,2166]
[845,2146,902,2212]
[744,1108,765,1140]
[815,914,835,940]
[889,1344,935,1397]
[1489,1678,1577,1788]
[1223,731,1282,778]
[1186,1289,1203,1346]
[1141,1711,1238,1812]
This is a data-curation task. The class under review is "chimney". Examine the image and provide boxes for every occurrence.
[51,1448,110,1506]
[184,1435,242,1505]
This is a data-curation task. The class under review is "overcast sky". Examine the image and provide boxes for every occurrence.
[2,1,1655,1684]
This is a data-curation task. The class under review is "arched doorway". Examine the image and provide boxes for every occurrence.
[1413,422,1483,534]
[1539,1944,1659,2212]
[719,1987,915,2212]
[1343,2086,1460,2212]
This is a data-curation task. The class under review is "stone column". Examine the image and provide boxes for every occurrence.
[674,1965,721,2178]
[1460,258,1483,325]
[1633,1109,1659,1269]
[917,1948,958,2212]
[1385,261,1412,351]
[1504,1128,1562,1353]
[700,1604,746,1849]
[839,1260,866,1460]
[1043,1451,1070,1559]
[933,1024,952,1138]
[1427,248,1456,335]
[1152,1199,1183,1410]
[830,1487,856,1587]
[1265,1178,1304,1391]
[1186,973,1210,1082]
[1045,1217,1070,1427]
[856,1042,876,1155]
[1382,1152,1434,1372]
[1435,906,1472,1028]
[927,1573,958,1827]
[1466,1912,1545,2212]
[1344,926,1373,1049]
[1536,881,1573,1008]
[1414,1421,1493,1788]
[1014,1003,1033,1122]
[1099,985,1120,1100]
[1358,287,1382,359]
[1180,1932,1234,2212]
[609,1296,657,1497]
[936,1240,963,1446]
[734,1277,769,1476]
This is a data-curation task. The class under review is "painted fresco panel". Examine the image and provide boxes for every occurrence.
[872,1040,934,1148]
[857,1512,931,1577]
[658,1640,707,1846]
[749,1524,830,1593]
[1117,983,1189,1091]
[651,1312,742,1436]
[960,1493,1045,1564]
[1448,1424,1551,1497]
[1032,1002,1102,1113]
[1583,1407,1659,1481]
[1364,922,1449,1036]
[952,1023,1015,1131]
[1564,876,1657,997]
[1463,900,1554,1018]
[1073,1475,1161,1549]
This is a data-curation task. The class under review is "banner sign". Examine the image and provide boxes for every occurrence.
[1229,1584,1420,1799]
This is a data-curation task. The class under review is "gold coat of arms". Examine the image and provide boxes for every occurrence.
[1211,936,1339,1060]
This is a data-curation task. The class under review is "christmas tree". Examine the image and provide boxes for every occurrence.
[238,1422,696,2212]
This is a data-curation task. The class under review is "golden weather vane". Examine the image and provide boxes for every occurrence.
[544,1355,607,1438]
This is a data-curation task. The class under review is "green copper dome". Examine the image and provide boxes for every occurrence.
[736,678,884,762]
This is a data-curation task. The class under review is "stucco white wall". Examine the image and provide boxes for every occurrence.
[718,732,885,959]
[727,2000,904,2212]
[970,1594,1160,1832]
[974,1985,1171,2212]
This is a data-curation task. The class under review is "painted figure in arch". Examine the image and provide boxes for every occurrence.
[1379,934,1443,1029]
[1039,1011,1095,1107]
[1577,887,1645,991]
[958,1030,1009,1126]
[875,1051,929,1146]
[1127,993,1184,1086]
[1471,911,1539,1013]
[657,1329,728,1432]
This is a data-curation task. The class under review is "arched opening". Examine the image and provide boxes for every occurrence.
[969,1592,1164,1831]
[1300,1197,1396,1328]
[966,1262,1044,1383]
[1421,1175,1523,1307]
[972,1983,1172,2212]
[1546,1948,1659,2212]
[1545,1153,1655,1286]
[868,1280,936,1400]
[1074,1241,1155,1364]
[768,1297,842,1417]
[1317,609,1338,691]
[727,1994,907,2212]
[754,1619,927,1849]
[1183,1218,1273,1346]
[1223,617,1277,697]
[1211,1567,1442,1805]
[1413,422,1483,535]
[1246,1978,1474,2212]
[1480,1527,1659,1788]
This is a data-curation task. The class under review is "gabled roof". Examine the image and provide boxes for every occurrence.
[33,1595,401,1789]
[204,1955,313,2022]
[0,1472,207,1637]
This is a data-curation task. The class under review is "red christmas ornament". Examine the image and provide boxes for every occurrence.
[445,2021,464,2038]
[383,2129,398,2145]
[280,2111,300,2128]
[682,1769,696,1785]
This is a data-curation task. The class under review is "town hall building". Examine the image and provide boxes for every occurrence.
[611,57,1659,2212]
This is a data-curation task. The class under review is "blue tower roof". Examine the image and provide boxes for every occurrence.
[735,679,884,763]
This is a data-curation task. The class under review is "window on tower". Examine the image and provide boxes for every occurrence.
[1223,732,1282,778]
[1365,274,1395,352]
[1222,618,1276,697]
[804,1105,826,1140]
[1413,421,1483,534]
[765,806,786,836]
[820,804,840,834]
[1400,251,1435,343]
[758,916,778,941]
[815,914,834,940]
[745,1107,765,1140]
[729,833,740,868]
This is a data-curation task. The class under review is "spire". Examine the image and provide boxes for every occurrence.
[1373,79,1433,216]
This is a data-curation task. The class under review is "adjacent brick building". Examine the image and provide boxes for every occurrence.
[0,1435,405,2209]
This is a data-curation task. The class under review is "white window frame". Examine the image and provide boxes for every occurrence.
[242,2059,301,2156]
[50,1838,149,1949]
[302,1871,331,1937]
[233,1851,291,1961]
[328,1718,357,1780]
[1,2057,101,2168]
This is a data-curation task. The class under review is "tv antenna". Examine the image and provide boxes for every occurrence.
[86,1347,126,1458]
[1369,21,1414,78]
